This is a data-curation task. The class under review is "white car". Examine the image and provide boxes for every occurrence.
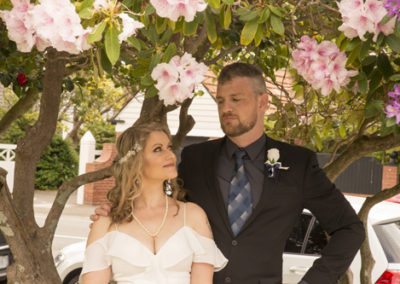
[54,195,400,284]
[55,241,85,284]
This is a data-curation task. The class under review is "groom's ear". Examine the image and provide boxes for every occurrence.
[259,92,269,112]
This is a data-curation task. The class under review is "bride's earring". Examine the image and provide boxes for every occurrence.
[164,180,173,196]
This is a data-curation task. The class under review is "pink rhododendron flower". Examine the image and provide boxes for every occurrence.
[151,62,180,90]
[291,36,358,96]
[0,0,36,52]
[338,0,395,41]
[0,0,91,54]
[151,52,208,106]
[150,0,207,22]
[31,0,91,54]
[118,13,144,43]
[385,85,400,124]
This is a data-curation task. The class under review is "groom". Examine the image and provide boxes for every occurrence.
[178,62,364,284]
[93,62,364,283]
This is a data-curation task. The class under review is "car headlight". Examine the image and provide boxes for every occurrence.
[54,252,65,268]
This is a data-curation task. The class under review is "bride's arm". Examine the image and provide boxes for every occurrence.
[81,216,112,284]
[191,263,214,284]
[188,203,214,284]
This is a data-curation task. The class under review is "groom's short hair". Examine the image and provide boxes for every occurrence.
[218,62,267,94]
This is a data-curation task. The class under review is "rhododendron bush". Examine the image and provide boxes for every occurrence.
[0,0,400,283]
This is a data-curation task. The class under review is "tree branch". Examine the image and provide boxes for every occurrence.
[172,98,195,150]
[13,48,66,229]
[42,166,113,239]
[324,133,400,181]
[0,89,40,137]
[358,183,400,284]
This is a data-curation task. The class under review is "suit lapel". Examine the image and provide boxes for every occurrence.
[204,138,232,234]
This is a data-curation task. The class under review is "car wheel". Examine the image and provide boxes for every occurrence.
[63,269,81,284]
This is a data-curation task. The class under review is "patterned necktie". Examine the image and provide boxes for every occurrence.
[228,149,253,236]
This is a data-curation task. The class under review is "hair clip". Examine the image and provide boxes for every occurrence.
[119,143,142,164]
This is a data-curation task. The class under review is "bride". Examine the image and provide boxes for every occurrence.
[81,122,227,284]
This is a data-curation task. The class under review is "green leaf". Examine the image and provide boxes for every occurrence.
[144,4,156,16]
[156,17,167,34]
[338,124,346,138]
[312,130,323,151]
[127,37,142,51]
[365,100,384,118]
[386,34,400,52]
[377,53,394,79]
[389,74,400,81]
[223,6,232,29]
[270,15,284,36]
[146,86,159,98]
[239,10,260,22]
[358,71,368,94]
[362,55,377,66]
[359,39,371,60]
[345,39,361,52]
[222,0,234,4]
[79,7,93,19]
[208,0,221,9]
[79,0,94,11]
[141,74,154,87]
[163,43,177,62]
[368,68,383,93]
[386,117,397,128]
[183,19,198,35]
[160,29,173,44]
[149,53,162,70]
[206,11,217,44]
[268,5,284,17]
[254,24,263,47]
[99,48,112,74]
[88,21,107,44]
[347,43,362,65]
[240,18,259,45]
[104,24,120,65]
[258,8,270,23]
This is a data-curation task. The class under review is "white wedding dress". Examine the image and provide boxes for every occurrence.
[81,204,228,284]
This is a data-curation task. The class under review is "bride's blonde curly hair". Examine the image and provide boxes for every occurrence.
[107,122,185,223]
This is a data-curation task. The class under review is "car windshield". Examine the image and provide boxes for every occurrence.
[374,219,400,263]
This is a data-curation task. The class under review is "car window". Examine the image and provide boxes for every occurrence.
[304,218,328,255]
[285,214,313,253]
[285,213,328,255]
[374,220,400,263]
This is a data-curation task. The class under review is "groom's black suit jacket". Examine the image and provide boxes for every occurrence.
[179,135,365,284]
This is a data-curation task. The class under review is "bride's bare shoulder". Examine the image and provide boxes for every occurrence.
[183,202,212,238]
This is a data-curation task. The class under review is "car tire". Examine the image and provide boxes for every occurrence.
[63,269,81,284]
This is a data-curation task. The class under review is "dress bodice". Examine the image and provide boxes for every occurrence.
[81,204,228,284]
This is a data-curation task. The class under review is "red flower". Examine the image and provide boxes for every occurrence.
[16,73,28,86]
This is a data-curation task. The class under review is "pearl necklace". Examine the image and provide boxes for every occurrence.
[132,195,169,253]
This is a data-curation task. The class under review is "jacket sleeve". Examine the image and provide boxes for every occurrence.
[301,152,365,284]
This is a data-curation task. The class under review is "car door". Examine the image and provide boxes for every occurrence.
[282,213,328,284]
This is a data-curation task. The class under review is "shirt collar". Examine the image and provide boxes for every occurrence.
[225,134,266,160]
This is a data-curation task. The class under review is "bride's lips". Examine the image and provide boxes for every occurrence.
[163,163,176,168]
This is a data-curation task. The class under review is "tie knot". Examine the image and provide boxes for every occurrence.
[234,149,247,168]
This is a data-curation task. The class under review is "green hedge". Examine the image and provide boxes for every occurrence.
[0,110,78,190]
[35,136,78,190]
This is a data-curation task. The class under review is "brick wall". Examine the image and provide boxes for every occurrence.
[382,165,400,203]
[84,143,117,205]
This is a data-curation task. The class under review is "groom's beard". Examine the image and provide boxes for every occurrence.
[220,112,257,137]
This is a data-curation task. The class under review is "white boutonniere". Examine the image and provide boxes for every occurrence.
[264,148,289,178]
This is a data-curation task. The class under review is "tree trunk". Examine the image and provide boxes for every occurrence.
[358,183,400,284]
[0,48,67,283]
[0,169,61,283]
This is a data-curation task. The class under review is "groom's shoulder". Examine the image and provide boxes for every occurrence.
[182,137,223,153]
[269,137,315,158]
